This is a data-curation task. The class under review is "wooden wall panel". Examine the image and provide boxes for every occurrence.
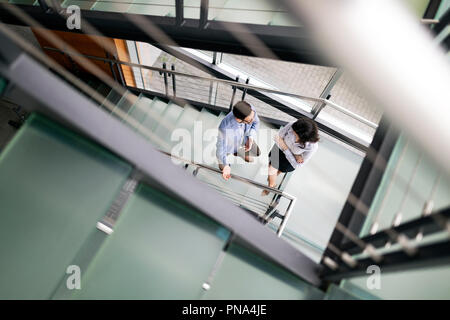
[31,28,122,82]
[114,39,136,87]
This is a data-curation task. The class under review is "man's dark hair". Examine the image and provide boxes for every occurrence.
[292,118,320,144]
[232,101,252,120]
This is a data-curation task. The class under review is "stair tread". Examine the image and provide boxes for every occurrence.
[169,105,202,163]
[111,92,137,119]
[128,94,152,119]
[100,89,122,112]
[153,103,184,151]
[141,98,168,133]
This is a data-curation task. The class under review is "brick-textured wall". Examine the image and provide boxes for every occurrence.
[146,51,382,137]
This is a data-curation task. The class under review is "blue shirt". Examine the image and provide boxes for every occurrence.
[216,106,260,166]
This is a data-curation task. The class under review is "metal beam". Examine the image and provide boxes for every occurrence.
[443,34,450,51]
[175,0,184,26]
[321,239,450,282]
[433,5,450,35]
[423,0,442,20]
[311,68,343,116]
[199,0,209,29]
[340,207,450,255]
[0,4,332,66]
[322,114,399,264]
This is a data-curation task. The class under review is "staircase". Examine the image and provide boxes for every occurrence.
[0,75,382,300]
[0,91,320,300]
[89,81,292,224]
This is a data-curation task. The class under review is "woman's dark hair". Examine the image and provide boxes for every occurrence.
[232,101,252,120]
[292,118,320,144]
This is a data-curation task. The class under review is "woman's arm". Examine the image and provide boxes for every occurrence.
[274,136,318,169]
[294,143,318,168]
[274,134,300,169]
[283,148,302,169]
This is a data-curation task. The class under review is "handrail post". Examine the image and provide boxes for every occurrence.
[199,0,209,29]
[160,150,298,235]
[159,62,169,96]
[171,64,176,97]
[265,171,291,221]
[242,77,250,100]
[229,75,239,111]
[262,194,282,225]
[208,78,214,105]
[312,94,331,119]
[175,0,184,26]
[114,54,126,87]
[105,51,119,83]
[193,167,200,177]
[311,67,342,117]
[277,197,296,237]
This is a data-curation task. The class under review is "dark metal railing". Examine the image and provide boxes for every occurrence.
[161,150,297,237]
[42,46,378,130]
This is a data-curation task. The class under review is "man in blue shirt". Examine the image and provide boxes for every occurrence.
[216,101,261,180]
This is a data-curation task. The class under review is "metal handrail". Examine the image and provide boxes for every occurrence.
[160,150,296,237]
[325,99,377,128]
[161,151,294,198]
[420,19,440,24]
[203,181,271,209]
[42,46,378,129]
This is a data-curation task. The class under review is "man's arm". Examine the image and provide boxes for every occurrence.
[216,125,232,180]
[216,127,228,167]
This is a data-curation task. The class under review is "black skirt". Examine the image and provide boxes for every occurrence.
[268,145,295,173]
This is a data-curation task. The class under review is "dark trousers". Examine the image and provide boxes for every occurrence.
[234,141,261,158]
